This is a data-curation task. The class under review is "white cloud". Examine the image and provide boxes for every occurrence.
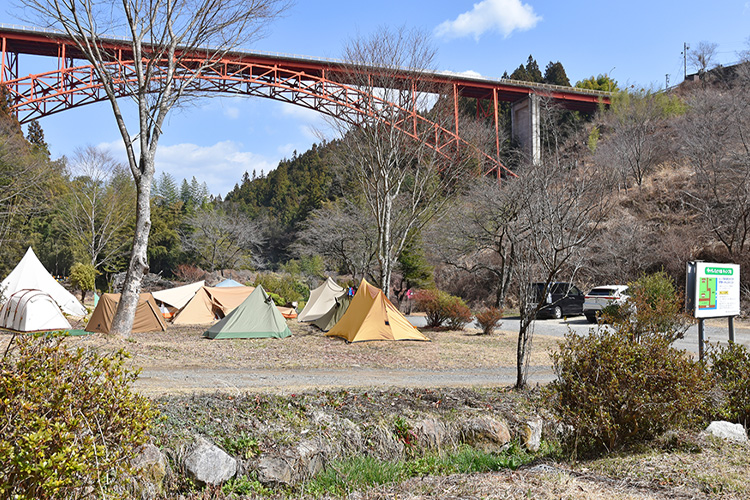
[435,0,541,41]
[97,139,277,197]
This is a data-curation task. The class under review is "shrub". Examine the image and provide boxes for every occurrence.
[708,342,750,427]
[475,307,503,335]
[0,333,155,498]
[550,329,710,453]
[604,270,691,343]
[413,289,472,330]
[174,263,205,282]
[253,272,309,305]
[69,262,98,303]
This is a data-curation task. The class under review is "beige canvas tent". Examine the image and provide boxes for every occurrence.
[85,293,167,333]
[171,286,255,325]
[0,289,72,332]
[326,279,428,342]
[298,277,345,322]
[152,280,205,319]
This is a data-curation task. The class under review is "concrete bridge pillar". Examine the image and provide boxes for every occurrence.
[511,94,541,165]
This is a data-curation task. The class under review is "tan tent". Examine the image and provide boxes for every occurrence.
[277,306,298,319]
[85,293,167,333]
[171,286,255,325]
[326,279,428,342]
[152,280,205,319]
[297,277,344,322]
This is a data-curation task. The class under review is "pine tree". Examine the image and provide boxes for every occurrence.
[26,120,49,156]
[543,61,571,86]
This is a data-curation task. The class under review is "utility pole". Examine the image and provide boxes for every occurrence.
[665,74,670,89]
[682,42,690,80]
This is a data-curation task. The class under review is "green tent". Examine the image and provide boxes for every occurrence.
[312,295,351,332]
[204,285,292,339]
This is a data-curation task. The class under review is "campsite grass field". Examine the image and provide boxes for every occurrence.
[57,319,562,395]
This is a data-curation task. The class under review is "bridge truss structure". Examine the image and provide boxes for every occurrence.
[0,25,609,179]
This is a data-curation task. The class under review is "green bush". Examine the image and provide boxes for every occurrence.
[253,272,309,305]
[550,329,710,453]
[69,262,98,303]
[708,342,750,427]
[0,333,155,498]
[474,307,503,335]
[603,270,690,343]
[413,289,472,330]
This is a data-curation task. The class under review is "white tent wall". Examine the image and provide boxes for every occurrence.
[0,289,72,332]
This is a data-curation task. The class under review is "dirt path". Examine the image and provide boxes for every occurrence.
[134,364,556,396]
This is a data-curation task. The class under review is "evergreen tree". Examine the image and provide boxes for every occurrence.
[543,61,571,86]
[180,179,192,205]
[26,120,49,156]
[154,172,179,206]
[524,56,543,83]
[509,56,543,83]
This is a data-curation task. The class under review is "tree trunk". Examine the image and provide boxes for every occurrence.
[515,314,532,389]
[109,168,153,337]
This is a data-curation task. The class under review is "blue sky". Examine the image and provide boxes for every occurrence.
[6,0,750,196]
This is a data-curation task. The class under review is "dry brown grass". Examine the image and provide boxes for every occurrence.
[61,321,559,373]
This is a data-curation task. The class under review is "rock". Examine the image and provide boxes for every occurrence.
[413,418,447,448]
[130,443,168,500]
[257,457,293,486]
[705,421,748,443]
[461,416,511,450]
[183,437,237,486]
[522,418,543,452]
[295,439,326,479]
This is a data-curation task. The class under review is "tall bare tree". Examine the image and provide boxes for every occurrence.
[182,205,265,272]
[60,146,135,269]
[511,99,610,389]
[331,26,484,297]
[428,178,519,308]
[512,158,609,389]
[294,199,378,283]
[688,41,719,74]
[24,0,289,335]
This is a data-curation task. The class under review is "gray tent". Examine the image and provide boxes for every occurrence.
[312,295,351,332]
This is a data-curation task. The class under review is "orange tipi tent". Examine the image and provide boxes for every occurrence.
[325,279,428,342]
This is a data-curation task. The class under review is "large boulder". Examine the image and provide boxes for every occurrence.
[183,437,237,486]
[705,421,748,443]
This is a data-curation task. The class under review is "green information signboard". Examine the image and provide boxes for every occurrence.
[694,262,740,318]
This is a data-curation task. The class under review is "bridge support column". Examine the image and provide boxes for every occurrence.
[511,94,541,165]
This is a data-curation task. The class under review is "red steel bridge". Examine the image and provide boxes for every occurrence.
[0,25,609,177]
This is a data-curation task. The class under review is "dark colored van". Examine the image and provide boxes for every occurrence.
[529,282,585,319]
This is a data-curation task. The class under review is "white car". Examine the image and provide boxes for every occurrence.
[583,285,629,323]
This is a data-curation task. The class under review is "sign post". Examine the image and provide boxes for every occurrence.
[686,262,741,360]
